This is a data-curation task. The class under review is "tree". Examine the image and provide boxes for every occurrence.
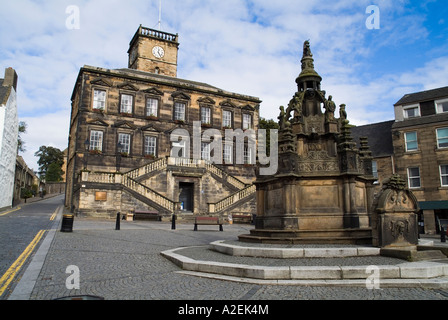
[46,162,64,182]
[258,117,279,156]
[17,121,27,153]
[34,146,65,180]
[21,187,33,203]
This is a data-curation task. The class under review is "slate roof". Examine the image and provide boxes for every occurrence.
[351,120,395,157]
[394,86,448,106]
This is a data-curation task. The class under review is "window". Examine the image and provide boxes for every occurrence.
[120,94,133,114]
[201,107,211,125]
[118,133,131,154]
[407,167,421,189]
[144,136,157,157]
[242,114,252,130]
[403,105,420,119]
[174,102,186,121]
[244,145,253,164]
[89,130,103,152]
[146,98,158,117]
[223,143,233,164]
[437,128,448,148]
[440,165,448,187]
[201,142,211,161]
[405,131,418,151]
[372,160,378,181]
[436,99,448,114]
[93,89,106,110]
[222,110,232,128]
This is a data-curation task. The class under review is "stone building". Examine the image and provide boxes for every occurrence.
[392,86,448,234]
[65,26,261,219]
[13,155,40,206]
[0,67,19,210]
[352,86,448,235]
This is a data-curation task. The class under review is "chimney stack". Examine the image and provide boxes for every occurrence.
[3,67,18,91]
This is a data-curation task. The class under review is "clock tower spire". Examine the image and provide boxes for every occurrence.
[128,25,179,77]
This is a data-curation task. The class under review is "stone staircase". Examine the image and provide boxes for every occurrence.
[88,157,256,216]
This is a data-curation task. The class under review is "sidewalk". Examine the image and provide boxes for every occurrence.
[9,209,448,301]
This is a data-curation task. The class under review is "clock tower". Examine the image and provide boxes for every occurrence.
[128,25,179,77]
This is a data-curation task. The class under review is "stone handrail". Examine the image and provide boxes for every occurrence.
[208,184,256,213]
[125,157,167,179]
[127,157,247,190]
[122,175,176,213]
[85,172,118,184]
[204,163,246,190]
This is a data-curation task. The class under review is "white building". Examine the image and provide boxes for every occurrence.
[0,67,19,210]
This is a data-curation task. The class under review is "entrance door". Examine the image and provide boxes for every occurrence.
[179,182,194,212]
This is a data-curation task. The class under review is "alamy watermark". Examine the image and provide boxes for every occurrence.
[170,122,278,176]
[365,5,380,30]
[66,265,80,290]
[65,5,80,30]
[366,265,381,289]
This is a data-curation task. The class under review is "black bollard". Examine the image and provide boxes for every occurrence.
[441,227,446,243]
[115,212,120,231]
[171,214,176,230]
[61,214,74,233]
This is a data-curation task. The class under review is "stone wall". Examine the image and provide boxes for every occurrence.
[0,84,18,209]
[392,122,448,201]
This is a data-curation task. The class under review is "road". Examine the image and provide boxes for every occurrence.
[0,194,64,299]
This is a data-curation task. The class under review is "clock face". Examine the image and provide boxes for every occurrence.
[152,46,165,58]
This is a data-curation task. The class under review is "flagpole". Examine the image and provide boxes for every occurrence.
[158,0,162,30]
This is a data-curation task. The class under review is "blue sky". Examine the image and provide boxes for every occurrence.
[1,0,447,171]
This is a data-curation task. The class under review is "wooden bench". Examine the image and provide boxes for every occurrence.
[194,216,223,231]
[232,214,252,224]
[132,210,161,221]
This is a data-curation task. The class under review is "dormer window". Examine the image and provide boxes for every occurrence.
[403,105,420,119]
[436,99,448,114]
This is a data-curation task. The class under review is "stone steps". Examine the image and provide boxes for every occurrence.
[239,228,373,245]
[381,247,447,262]
[160,242,448,288]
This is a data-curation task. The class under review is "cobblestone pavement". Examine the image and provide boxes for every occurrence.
[29,217,448,301]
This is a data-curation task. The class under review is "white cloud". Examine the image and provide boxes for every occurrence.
[19,110,70,172]
[1,0,448,171]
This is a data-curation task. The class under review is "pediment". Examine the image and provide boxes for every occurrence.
[86,118,109,127]
[197,96,216,105]
[141,124,161,133]
[242,104,255,111]
[117,82,139,91]
[113,120,137,130]
[219,99,237,109]
[91,77,113,87]
[143,87,164,96]
[171,91,191,101]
